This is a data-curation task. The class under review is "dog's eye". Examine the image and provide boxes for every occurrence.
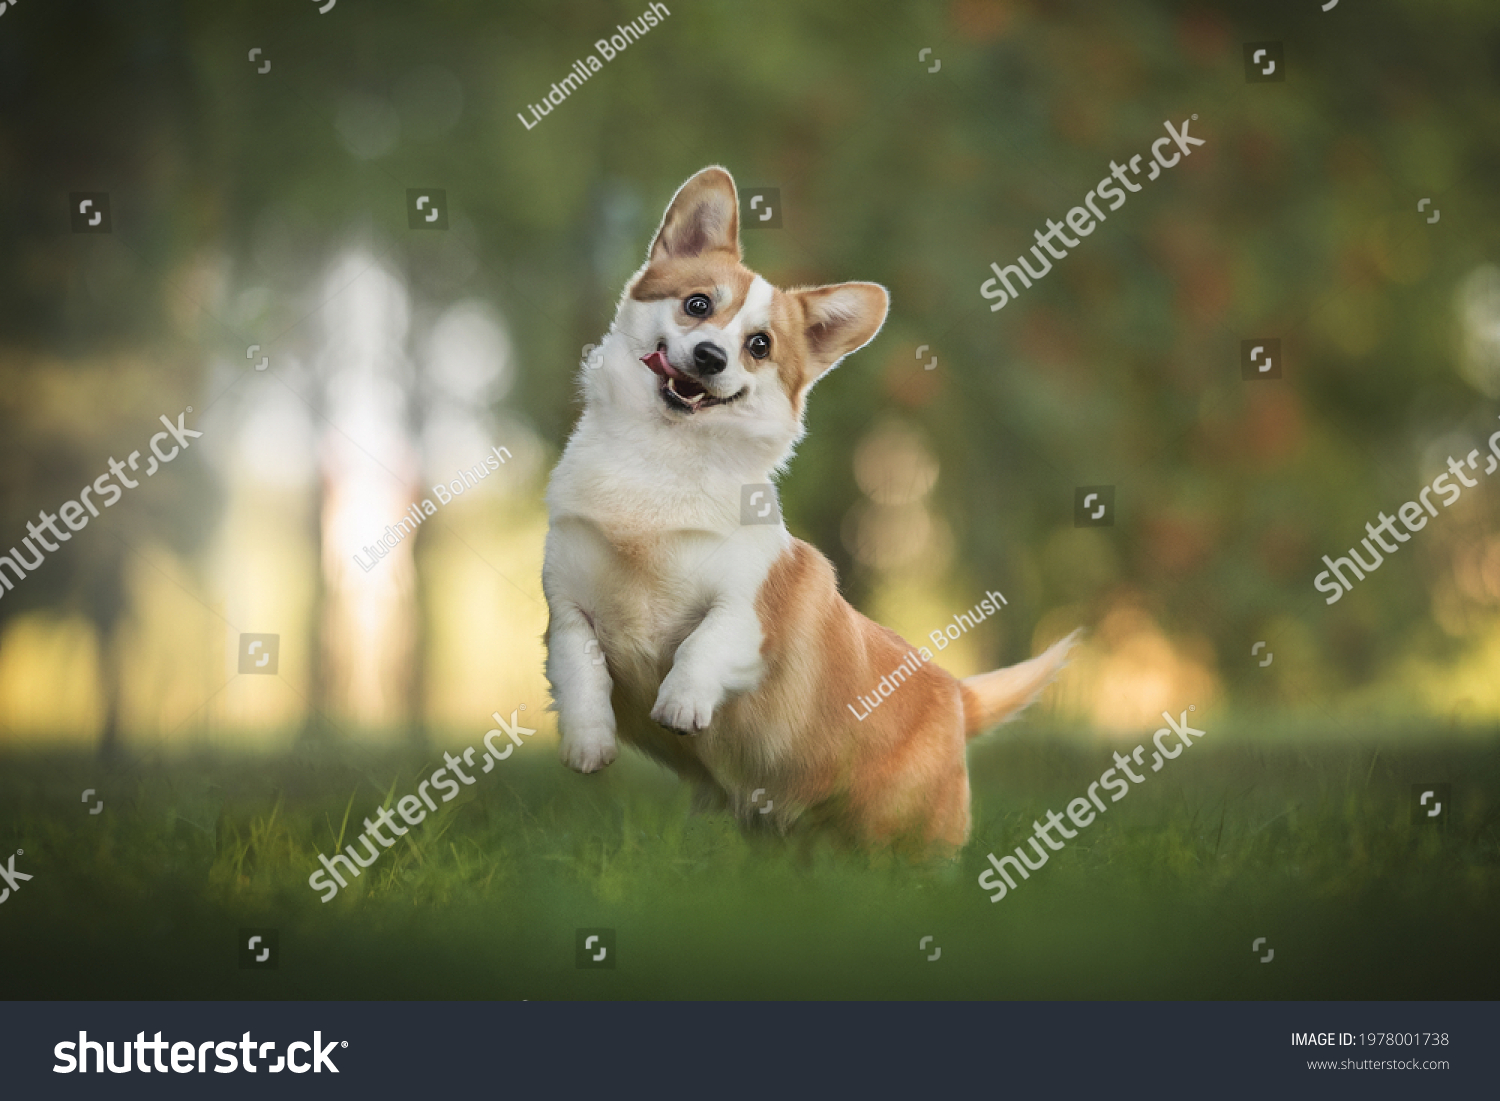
[684,294,712,318]
[746,333,771,359]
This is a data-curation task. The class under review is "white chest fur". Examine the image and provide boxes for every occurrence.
[548,420,785,659]
[544,403,789,770]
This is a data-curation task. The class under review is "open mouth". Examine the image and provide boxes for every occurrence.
[642,343,746,414]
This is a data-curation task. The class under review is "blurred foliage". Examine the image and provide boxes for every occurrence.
[2,0,1500,718]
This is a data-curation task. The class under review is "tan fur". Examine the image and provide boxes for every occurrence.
[584,524,1075,854]
[959,632,1080,738]
[631,255,754,311]
[720,541,1070,853]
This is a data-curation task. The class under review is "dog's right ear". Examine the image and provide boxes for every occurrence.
[648,167,740,262]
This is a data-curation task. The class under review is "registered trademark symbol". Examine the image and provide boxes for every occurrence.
[1189,705,1195,711]
[1192,114,1198,119]
[15,849,21,856]
[341,1041,348,1048]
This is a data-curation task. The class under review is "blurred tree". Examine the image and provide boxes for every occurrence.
[0,1,217,755]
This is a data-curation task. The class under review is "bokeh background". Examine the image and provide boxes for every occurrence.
[4,0,1500,756]
[1,0,1498,999]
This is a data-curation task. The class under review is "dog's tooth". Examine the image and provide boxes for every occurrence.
[663,374,708,408]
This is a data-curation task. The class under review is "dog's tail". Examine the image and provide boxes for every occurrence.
[960,629,1080,740]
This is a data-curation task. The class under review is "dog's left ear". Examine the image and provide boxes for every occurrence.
[795,282,890,377]
[649,167,740,261]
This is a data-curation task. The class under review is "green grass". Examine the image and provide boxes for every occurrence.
[2,722,1498,999]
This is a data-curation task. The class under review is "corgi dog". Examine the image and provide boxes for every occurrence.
[543,166,1076,853]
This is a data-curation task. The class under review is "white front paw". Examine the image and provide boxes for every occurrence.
[560,728,618,773]
[650,671,721,734]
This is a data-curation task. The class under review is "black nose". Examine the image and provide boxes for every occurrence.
[693,341,728,375]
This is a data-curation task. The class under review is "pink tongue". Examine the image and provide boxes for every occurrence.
[641,349,687,381]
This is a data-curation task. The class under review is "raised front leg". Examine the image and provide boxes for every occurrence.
[546,599,618,773]
[651,599,765,734]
